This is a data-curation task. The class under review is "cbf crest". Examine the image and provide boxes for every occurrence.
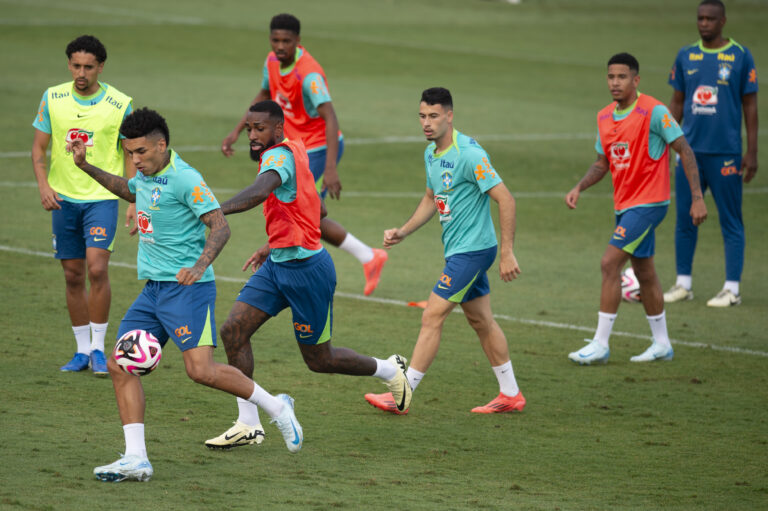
[718,63,732,84]
[441,171,453,191]
[149,187,162,210]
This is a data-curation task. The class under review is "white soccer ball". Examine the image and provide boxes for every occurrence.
[621,267,641,303]
[114,329,162,376]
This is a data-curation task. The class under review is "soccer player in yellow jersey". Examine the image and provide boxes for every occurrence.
[31,35,135,375]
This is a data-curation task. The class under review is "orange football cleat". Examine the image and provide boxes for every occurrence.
[364,392,409,415]
[363,249,388,296]
[471,391,526,414]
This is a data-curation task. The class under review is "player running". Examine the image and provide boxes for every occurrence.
[31,35,135,376]
[565,53,707,365]
[364,87,526,415]
[68,108,304,482]
[205,100,410,449]
[221,13,387,296]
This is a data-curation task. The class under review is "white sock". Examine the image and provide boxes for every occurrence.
[406,367,424,391]
[724,281,740,295]
[90,322,108,352]
[246,382,284,419]
[339,233,374,264]
[676,275,692,290]
[72,324,91,354]
[236,397,262,426]
[372,358,397,381]
[492,361,519,397]
[594,311,617,348]
[123,423,147,458]
[647,311,671,349]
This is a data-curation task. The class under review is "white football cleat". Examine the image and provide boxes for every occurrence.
[94,454,153,482]
[205,420,265,450]
[706,289,741,308]
[630,341,674,362]
[663,284,693,303]
[271,394,303,453]
[568,339,610,365]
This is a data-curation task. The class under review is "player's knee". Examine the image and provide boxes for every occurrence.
[185,361,215,386]
[62,266,86,287]
[302,351,333,373]
[87,261,110,283]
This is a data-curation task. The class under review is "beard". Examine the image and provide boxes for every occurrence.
[249,148,261,162]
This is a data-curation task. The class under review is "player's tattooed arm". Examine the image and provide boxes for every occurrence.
[67,138,136,202]
[176,209,231,285]
[565,153,609,209]
[671,136,708,226]
[220,169,282,215]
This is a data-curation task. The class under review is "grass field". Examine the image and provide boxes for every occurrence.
[1,0,767,509]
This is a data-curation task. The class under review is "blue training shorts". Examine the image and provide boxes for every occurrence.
[117,280,217,352]
[433,246,496,303]
[52,199,118,259]
[236,249,335,345]
[610,205,668,258]
[307,138,344,199]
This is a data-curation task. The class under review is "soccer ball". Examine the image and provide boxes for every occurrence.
[621,267,641,303]
[114,329,162,376]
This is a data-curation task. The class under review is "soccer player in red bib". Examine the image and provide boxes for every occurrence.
[221,13,387,296]
[565,53,707,365]
[205,101,410,449]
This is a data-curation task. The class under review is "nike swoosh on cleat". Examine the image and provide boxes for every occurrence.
[579,351,595,358]
[397,382,407,410]
[289,420,300,445]
[224,433,242,441]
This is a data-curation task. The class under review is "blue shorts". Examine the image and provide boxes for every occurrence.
[610,205,668,258]
[236,249,335,345]
[307,138,344,199]
[117,280,217,352]
[433,246,496,303]
[52,199,118,259]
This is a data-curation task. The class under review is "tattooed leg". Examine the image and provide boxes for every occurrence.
[219,301,271,377]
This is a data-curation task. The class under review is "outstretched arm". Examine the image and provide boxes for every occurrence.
[487,183,521,282]
[383,188,437,248]
[176,208,231,285]
[67,138,135,202]
[670,135,707,226]
[219,169,282,215]
[565,153,609,209]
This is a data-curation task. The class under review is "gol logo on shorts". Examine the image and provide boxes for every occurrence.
[294,322,313,334]
[175,325,192,338]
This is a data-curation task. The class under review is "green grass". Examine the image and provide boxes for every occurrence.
[1,0,767,509]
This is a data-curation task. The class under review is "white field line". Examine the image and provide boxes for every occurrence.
[2,243,766,359]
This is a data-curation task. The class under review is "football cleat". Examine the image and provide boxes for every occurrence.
[94,454,153,482]
[270,394,302,453]
[706,289,741,308]
[60,352,90,372]
[364,392,409,415]
[383,354,411,412]
[568,339,610,365]
[630,341,674,362]
[664,284,693,303]
[471,391,526,413]
[90,349,108,376]
[205,420,265,450]
[363,248,388,296]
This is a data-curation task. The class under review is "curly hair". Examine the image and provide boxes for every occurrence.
[270,13,300,35]
[120,107,170,144]
[66,35,107,63]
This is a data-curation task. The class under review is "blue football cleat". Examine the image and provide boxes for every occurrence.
[60,352,90,372]
[90,349,108,376]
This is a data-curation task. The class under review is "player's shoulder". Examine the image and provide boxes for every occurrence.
[45,81,73,98]
[100,82,132,101]
[727,39,753,58]
[167,151,201,178]
[456,132,488,160]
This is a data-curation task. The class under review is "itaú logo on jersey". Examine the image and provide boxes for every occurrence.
[65,128,94,146]
[692,86,718,115]
[137,210,154,234]
[609,142,631,171]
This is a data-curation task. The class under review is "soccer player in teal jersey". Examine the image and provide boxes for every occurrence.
[221,14,387,297]
[67,108,304,482]
[31,35,135,376]
[365,88,526,415]
[663,0,759,307]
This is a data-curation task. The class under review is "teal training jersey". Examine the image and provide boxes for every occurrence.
[127,150,220,281]
[258,145,323,262]
[425,129,503,258]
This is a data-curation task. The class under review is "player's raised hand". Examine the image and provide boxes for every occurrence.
[221,131,239,157]
[383,228,405,248]
[66,138,88,168]
[565,187,580,209]
[176,266,204,286]
[242,244,270,273]
[499,250,521,282]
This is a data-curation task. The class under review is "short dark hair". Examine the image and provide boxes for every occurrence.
[120,107,170,144]
[249,100,285,122]
[699,0,725,16]
[607,52,639,73]
[66,35,107,63]
[421,87,453,109]
[270,14,300,35]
